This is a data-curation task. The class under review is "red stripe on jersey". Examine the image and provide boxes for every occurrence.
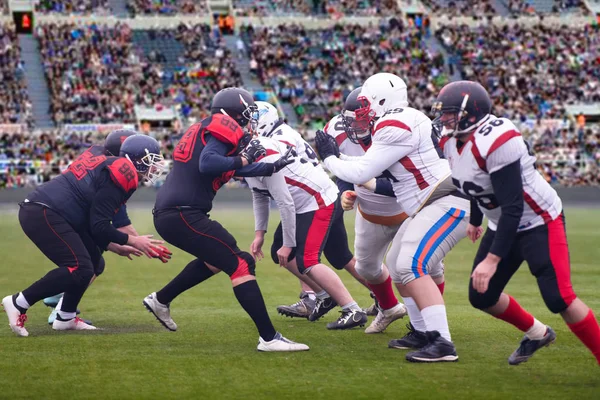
[399,156,429,190]
[335,132,348,146]
[523,191,552,223]
[488,130,521,156]
[469,139,487,172]
[278,140,295,147]
[255,149,279,162]
[438,136,449,153]
[373,120,412,135]
[285,176,326,208]
[324,121,330,132]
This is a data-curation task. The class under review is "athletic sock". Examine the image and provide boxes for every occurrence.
[341,301,361,312]
[525,319,547,340]
[402,296,426,332]
[233,280,277,342]
[57,310,76,320]
[421,304,451,342]
[15,292,30,311]
[156,260,215,305]
[495,295,535,332]
[437,281,445,295]
[568,309,600,365]
[316,290,329,300]
[367,275,399,310]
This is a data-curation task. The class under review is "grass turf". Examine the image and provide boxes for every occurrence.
[0,206,598,400]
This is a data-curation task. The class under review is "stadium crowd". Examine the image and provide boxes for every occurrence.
[233,0,399,17]
[420,0,496,17]
[127,0,207,16]
[34,0,112,14]
[0,24,32,126]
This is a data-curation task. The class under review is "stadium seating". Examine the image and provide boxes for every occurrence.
[502,0,588,14]
[34,0,112,15]
[232,0,398,16]
[420,0,496,17]
[0,24,33,126]
[127,0,208,15]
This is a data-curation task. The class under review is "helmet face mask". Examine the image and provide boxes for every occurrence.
[251,101,280,137]
[341,109,372,144]
[120,135,166,185]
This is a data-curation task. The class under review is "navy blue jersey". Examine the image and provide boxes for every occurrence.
[112,204,131,228]
[155,115,276,213]
[27,145,137,248]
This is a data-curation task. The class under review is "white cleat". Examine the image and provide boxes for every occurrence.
[2,295,29,337]
[257,332,310,352]
[365,303,407,334]
[52,316,97,331]
[143,292,177,331]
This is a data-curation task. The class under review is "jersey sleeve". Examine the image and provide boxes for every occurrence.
[107,158,139,193]
[112,204,131,228]
[251,187,270,232]
[486,133,526,174]
[90,180,130,249]
[264,171,296,248]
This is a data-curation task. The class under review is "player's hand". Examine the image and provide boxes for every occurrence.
[107,243,143,260]
[128,234,165,259]
[240,139,267,164]
[277,246,292,267]
[250,233,265,261]
[152,245,172,263]
[314,130,340,160]
[271,146,295,173]
[467,224,484,243]
[471,256,498,294]
[358,178,376,191]
[341,190,357,211]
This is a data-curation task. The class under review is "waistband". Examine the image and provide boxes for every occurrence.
[358,204,409,227]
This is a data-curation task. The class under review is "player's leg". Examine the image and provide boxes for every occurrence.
[523,214,600,365]
[2,204,96,336]
[352,213,407,333]
[296,200,367,329]
[388,199,468,362]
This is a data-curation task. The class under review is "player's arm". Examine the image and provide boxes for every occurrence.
[336,177,354,193]
[112,204,138,235]
[264,172,296,248]
[374,178,395,197]
[89,183,131,250]
[199,135,245,174]
[469,198,484,227]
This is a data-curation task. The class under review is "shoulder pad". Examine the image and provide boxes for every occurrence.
[438,136,450,153]
[324,115,348,145]
[107,157,138,193]
[201,114,245,154]
[90,144,109,156]
[474,117,522,158]
[255,137,282,162]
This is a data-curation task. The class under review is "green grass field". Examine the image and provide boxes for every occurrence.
[0,206,599,400]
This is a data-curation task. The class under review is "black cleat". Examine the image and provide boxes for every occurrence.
[326,309,368,330]
[405,331,459,363]
[508,326,556,365]
[277,292,316,319]
[388,323,429,350]
[308,297,337,322]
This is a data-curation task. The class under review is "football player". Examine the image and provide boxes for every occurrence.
[251,101,376,322]
[316,73,470,362]
[144,88,308,352]
[245,135,368,330]
[2,134,167,336]
[433,80,600,366]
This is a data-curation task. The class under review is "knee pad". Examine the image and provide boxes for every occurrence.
[230,252,256,280]
[468,286,500,311]
[93,257,105,277]
[388,250,426,285]
[355,261,383,282]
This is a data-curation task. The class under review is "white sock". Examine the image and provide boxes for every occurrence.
[16,292,30,310]
[305,291,316,301]
[402,297,426,332]
[525,319,547,340]
[341,301,361,312]
[421,304,451,342]
[54,296,63,312]
[383,303,402,317]
[316,290,329,300]
[58,310,76,320]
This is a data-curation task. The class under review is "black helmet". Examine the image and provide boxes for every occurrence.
[341,87,372,144]
[431,81,492,138]
[104,129,137,156]
[210,87,257,128]
[120,134,166,184]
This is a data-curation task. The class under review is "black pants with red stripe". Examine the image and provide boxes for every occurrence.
[154,208,255,278]
[271,197,347,274]
[18,203,98,312]
[469,213,576,314]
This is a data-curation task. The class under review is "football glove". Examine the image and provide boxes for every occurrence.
[271,146,295,173]
[240,139,267,164]
[152,245,172,263]
[314,129,340,160]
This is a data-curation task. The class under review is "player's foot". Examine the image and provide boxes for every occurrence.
[52,316,96,331]
[326,309,368,330]
[405,331,458,363]
[43,293,63,308]
[48,309,92,326]
[365,303,407,334]
[363,292,380,316]
[508,326,556,365]
[257,332,309,352]
[388,323,428,350]
[277,292,315,319]
[2,295,29,337]
[308,296,337,322]
[143,292,177,331]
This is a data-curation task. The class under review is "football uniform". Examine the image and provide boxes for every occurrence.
[323,107,469,284]
[442,115,575,313]
[245,136,343,273]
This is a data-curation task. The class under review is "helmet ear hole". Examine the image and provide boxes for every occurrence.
[379,99,386,106]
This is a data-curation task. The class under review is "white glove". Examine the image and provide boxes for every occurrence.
[358,178,376,191]
[341,190,357,211]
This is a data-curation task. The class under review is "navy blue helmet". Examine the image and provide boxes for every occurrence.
[341,87,372,144]
[210,87,257,128]
[104,129,137,156]
[431,80,492,138]
[119,134,166,184]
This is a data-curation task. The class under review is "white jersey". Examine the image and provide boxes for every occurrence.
[246,137,339,214]
[442,114,562,231]
[324,114,405,218]
[324,107,450,216]
[268,122,323,172]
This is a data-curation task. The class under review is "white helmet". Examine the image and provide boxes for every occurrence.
[356,73,408,123]
[252,101,280,137]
